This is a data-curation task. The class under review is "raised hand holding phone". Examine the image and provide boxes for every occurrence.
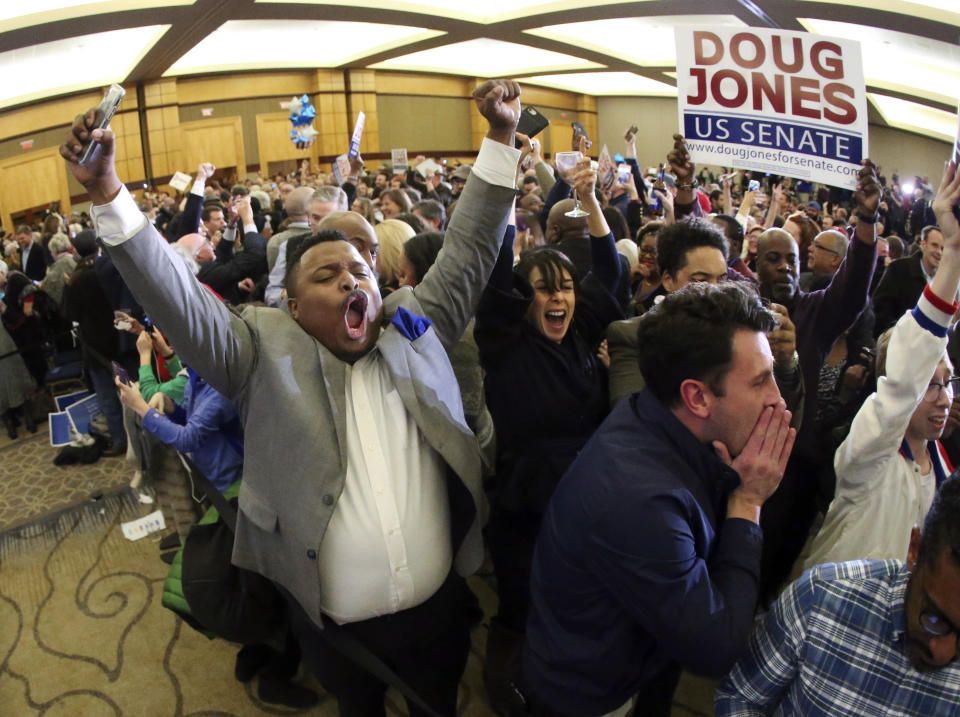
[61,107,124,205]
[79,84,125,166]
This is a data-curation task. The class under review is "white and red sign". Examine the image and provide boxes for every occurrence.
[675,27,868,188]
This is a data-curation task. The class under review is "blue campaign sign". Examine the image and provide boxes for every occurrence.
[56,390,91,413]
[49,412,73,447]
[347,111,365,159]
[66,394,103,435]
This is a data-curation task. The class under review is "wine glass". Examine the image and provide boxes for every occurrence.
[555,151,590,218]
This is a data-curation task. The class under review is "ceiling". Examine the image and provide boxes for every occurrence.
[0,1,957,142]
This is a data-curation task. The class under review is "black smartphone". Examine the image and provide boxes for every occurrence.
[515,106,550,148]
[143,316,154,334]
[112,361,131,387]
[571,121,592,150]
[79,84,126,166]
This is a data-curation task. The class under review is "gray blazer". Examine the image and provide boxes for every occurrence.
[106,175,514,626]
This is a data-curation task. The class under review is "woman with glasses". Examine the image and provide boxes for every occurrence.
[797,161,960,574]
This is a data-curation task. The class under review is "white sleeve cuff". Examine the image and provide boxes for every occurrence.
[90,186,148,246]
[223,226,237,243]
[242,222,257,235]
[470,137,522,190]
[190,179,205,196]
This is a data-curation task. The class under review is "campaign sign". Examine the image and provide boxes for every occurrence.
[392,148,409,175]
[675,28,867,189]
[49,412,73,447]
[347,112,365,159]
[55,390,91,413]
[66,393,103,435]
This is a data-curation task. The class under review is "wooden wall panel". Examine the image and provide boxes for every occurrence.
[0,147,70,229]
[0,87,139,140]
[519,86,583,112]
[257,112,314,169]
[177,72,317,106]
[180,117,245,176]
[376,72,472,98]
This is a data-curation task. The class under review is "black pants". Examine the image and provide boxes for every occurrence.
[487,508,542,631]
[289,573,474,717]
[759,453,822,602]
[515,654,680,717]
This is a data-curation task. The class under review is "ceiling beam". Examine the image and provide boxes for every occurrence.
[125,0,254,82]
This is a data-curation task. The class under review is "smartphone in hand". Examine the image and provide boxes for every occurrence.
[112,361,131,387]
[79,84,125,166]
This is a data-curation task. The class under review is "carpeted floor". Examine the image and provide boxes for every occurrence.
[0,427,717,716]
[0,487,508,716]
[0,429,130,533]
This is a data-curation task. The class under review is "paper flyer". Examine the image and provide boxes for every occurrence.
[169,171,192,192]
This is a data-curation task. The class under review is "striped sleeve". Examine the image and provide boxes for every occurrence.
[912,285,958,338]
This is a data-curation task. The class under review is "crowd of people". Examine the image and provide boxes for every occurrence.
[1,75,958,715]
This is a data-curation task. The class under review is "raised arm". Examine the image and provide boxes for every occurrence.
[568,156,619,292]
[409,79,521,350]
[816,162,881,341]
[60,107,255,399]
[836,161,960,483]
[175,163,215,240]
[668,134,703,221]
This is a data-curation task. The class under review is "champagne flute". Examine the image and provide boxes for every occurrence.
[555,151,590,218]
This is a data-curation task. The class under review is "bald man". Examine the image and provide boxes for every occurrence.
[265,186,348,307]
[267,186,314,271]
[316,211,379,275]
[182,195,267,304]
[753,163,880,600]
[799,229,849,291]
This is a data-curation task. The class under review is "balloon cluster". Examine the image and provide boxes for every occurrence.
[288,94,318,149]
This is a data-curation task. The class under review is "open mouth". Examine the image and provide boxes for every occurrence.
[344,291,368,339]
[544,310,567,331]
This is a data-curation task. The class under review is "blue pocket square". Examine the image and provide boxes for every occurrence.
[391,306,433,341]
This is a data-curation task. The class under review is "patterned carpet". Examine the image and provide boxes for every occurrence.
[0,489,503,716]
[0,428,716,715]
[0,430,130,533]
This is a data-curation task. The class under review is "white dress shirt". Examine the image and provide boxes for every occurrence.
[317,351,452,623]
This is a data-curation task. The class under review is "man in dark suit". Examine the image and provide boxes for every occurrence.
[873,225,942,336]
[15,224,50,281]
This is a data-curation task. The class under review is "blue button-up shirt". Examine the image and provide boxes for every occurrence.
[142,368,243,492]
[523,389,763,715]
[717,560,960,716]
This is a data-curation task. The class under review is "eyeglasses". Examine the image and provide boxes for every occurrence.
[639,246,657,256]
[920,607,958,638]
[812,241,840,255]
[924,376,960,403]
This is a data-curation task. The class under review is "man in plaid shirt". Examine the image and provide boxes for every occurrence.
[717,475,960,716]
